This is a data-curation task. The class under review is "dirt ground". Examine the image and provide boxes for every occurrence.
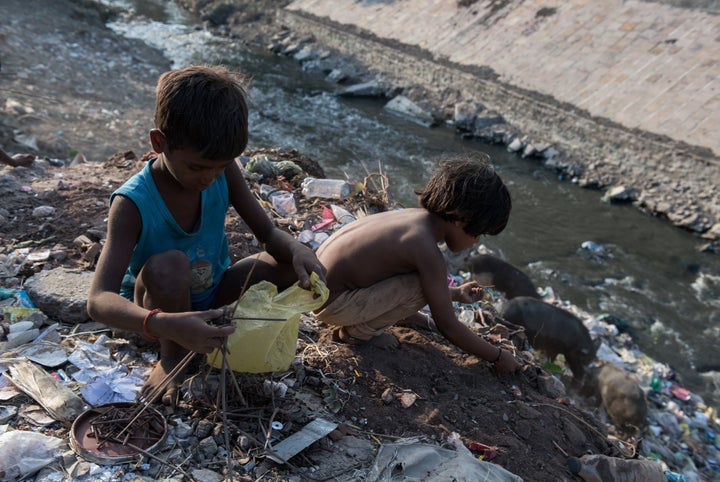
[0,0,632,481]
[1,152,615,481]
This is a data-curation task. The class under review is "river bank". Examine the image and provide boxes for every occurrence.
[177,0,720,247]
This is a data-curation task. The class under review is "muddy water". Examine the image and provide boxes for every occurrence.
[100,0,720,407]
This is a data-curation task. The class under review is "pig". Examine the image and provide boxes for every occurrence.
[500,296,598,380]
[591,362,648,434]
[467,254,541,299]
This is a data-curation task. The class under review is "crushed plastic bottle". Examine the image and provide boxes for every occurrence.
[330,204,355,225]
[259,184,297,215]
[457,308,475,326]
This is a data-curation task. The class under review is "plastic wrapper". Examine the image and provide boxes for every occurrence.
[208,273,328,373]
[7,360,85,421]
[0,430,63,481]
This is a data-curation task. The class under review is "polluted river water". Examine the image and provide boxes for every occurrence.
[101,0,720,409]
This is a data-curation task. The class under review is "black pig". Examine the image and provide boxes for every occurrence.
[500,296,599,380]
[468,254,541,299]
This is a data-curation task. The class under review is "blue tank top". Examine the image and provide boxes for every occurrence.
[111,157,230,309]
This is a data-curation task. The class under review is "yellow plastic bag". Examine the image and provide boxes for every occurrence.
[207,273,328,373]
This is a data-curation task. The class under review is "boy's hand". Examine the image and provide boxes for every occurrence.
[161,309,235,353]
[292,244,327,289]
[493,348,521,374]
[454,281,485,304]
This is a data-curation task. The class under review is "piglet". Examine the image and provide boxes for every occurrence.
[594,362,648,434]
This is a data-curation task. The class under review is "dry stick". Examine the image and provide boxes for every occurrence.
[263,407,281,451]
[553,440,568,457]
[227,316,285,321]
[211,254,262,479]
[165,453,194,480]
[223,352,248,406]
[116,350,197,439]
[534,402,612,441]
[220,341,235,482]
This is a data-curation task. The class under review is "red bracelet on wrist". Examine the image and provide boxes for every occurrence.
[492,346,503,364]
[143,308,162,341]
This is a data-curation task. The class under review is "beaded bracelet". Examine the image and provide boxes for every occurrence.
[143,308,162,341]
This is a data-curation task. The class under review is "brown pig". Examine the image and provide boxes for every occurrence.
[500,296,599,380]
[593,362,648,434]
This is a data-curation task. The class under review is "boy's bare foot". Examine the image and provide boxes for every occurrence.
[397,312,436,331]
[140,342,190,406]
[333,327,399,349]
[0,151,35,167]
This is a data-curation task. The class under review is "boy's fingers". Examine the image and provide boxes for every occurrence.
[207,308,224,319]
[217,324,235,335]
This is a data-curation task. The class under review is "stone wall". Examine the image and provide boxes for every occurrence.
[277,8,720,240]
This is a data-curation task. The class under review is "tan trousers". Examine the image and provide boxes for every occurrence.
[315,273,427,340]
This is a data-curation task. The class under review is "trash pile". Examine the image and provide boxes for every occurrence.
[0,150,718,481]
[469,274,720,481]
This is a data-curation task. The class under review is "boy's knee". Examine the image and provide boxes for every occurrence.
[142,250,191,293]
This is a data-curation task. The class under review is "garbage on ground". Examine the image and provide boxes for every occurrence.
[70,402,168,465]
[330,204,356,225]
[301,177,356,199]
[1,154,718,481]
[567,453,665,482]
[265,418,338,464]
[366,438,523,482]
[0,430,63,482]
[6,360,86,422]
[67,341,147,405]
[455,245,720,481]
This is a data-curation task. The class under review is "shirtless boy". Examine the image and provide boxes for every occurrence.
[315,154,520,373]
[87,65,325,404]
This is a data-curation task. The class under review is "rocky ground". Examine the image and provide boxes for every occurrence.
[1,0,718,481]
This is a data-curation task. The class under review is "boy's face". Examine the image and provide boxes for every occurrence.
[150,130,232,191]
[445,221,481,253]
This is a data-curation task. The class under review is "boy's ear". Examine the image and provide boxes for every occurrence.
[149,129,168,153]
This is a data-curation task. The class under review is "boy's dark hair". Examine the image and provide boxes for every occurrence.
[154,65,249,160]
[416,153,511,236]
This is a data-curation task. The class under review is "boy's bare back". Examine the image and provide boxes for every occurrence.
[317,208,445,300]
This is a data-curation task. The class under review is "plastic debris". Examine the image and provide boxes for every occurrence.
[265,418,338,464]
[0,430,63,482]
[6,360,85,422]
[301,177,354,199]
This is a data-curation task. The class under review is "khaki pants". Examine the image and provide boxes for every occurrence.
[315,273,427,340]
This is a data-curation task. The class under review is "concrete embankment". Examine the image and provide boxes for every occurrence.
[277,0,720,241]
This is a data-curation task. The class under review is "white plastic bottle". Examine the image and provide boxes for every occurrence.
[301,177,353,199]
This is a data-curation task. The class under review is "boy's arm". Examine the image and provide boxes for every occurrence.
[225,162,325,288]
[87,197,233,353]
[418,248,520,374]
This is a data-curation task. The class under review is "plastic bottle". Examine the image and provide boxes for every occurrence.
[566,455,665,482]
[258,184,296,215]
[301,177,353,199]
[330,204,355,224]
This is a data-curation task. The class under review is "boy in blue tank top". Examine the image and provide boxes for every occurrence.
[88,65,326,405]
